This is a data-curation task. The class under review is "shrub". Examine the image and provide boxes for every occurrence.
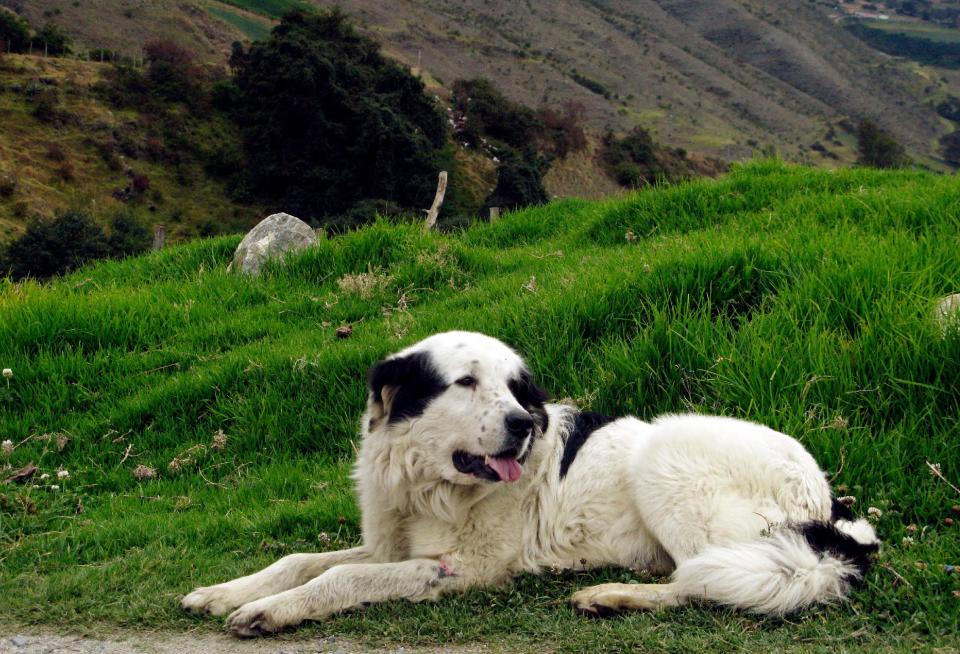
[535,101,587,159]
[0,171,17,198]
[602,126,658,187]
[856,118,909,169]
[36,23,71,56]
[107,213,150,258]
[143,40,203,106]
[451,78,541,150]
[57,161,75,182]
[3,210,109,280]
[230,9,447,225]
[45,143,66,162]
[0,10,31,53]
[132,174,150,194]
[483,152,549,211]
[940,130,960,166]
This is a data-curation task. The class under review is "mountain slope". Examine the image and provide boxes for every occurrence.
[8,0,956,164]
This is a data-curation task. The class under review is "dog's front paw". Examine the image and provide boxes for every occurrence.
[181,585,246,617]
[226,599,292,638]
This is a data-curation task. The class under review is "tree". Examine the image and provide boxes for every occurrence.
[3,210,109,280]
[107,214,151,258]
[36,23,71,56]
[229,9,448,224]
[0,10,30,53]
[143,40,202,105]
[856,119,908,168]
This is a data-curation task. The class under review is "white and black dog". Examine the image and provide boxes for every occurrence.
[182,331,878,637]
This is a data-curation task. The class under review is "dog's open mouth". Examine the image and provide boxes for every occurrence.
[453,449,523,483]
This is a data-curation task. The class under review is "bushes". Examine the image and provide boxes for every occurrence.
[0,10,30,53]
[35,23,71,56]
[2,210,109,280]
[1,211,151,281]
[856,118,909,169]
[143,40,203,106]
[229,9,448,226]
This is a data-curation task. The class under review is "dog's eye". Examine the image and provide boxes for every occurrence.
[455,375,477,388]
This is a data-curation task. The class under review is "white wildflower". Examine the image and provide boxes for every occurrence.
[40,473,50,480]
[50,484,59,491]
[57,469,69,479]
[2,368,12,379]
[902,536,914,546]
[1,440,11,456]
[867,507,882,520]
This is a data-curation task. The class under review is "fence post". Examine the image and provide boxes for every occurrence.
[152,225,166,251]
[489,207,501,222]
[423,171,448,230]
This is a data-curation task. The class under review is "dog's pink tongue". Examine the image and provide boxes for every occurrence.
[485,456,523,482]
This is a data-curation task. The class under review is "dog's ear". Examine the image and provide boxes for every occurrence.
[509,368,550,433]
[367,351,446,427]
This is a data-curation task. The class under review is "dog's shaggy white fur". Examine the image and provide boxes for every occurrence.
[181,331,879,637]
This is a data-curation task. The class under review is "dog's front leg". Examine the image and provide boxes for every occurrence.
[182,547,374,616]
[225,557,463,637]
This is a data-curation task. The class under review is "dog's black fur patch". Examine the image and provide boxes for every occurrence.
[830,497,855,522]
[368,352,447,424]
[799,521,878,583]
[508,369,550,434]
[559,411,615,479]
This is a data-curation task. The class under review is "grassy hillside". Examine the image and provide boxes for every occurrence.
[1,162,959,651]
[15,0,956,167]
[0,54,262,242]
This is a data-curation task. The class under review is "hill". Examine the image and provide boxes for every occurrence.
[1,162,958,651]
[11,0,956,167]
[0,54,263,242]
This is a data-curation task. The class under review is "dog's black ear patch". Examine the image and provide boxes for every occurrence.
[368,351,447,424]
[508,369,550,433]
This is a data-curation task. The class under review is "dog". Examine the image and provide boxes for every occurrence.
[181,331,879,636]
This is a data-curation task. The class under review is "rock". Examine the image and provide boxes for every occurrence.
[11,635,27,647]
[232,212,317,276]
[935,293,960,334]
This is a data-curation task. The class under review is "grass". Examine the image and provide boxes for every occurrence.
[1,161,959,652]
[861,19,960,45]
[215,0,312,20]
[0,54,262,243]
[204,2,274,42]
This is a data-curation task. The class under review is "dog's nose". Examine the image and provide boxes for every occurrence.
[505,411,535,438]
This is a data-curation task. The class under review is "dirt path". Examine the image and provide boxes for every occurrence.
[0,629,492,654]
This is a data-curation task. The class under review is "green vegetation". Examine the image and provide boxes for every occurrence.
[216,0,310,20]
[204,4,271,42]
[229,9,450,228]
[846,20,960,68]
[856,118,909,169]
[1,162,959,651]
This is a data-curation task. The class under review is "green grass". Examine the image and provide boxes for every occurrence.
[861,19,960,45]
[215,0,311,20]
[205,2,273,41]
[1,161,959,652]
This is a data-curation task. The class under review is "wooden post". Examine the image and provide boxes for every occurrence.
[152,225,166,251]
[489,207,501,222]
[423,171,448,230]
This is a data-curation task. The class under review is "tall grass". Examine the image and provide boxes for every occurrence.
[1,161,958,651]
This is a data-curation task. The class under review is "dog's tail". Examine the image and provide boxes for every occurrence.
[670,501,879,616]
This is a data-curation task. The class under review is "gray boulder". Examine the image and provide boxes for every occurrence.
[935,293,960,335]
[232,212,317,276]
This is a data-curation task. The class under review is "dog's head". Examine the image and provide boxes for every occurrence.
[365,331,549,485]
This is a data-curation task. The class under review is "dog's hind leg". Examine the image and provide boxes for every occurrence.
[182,547,373,617]
[571,582,686,615]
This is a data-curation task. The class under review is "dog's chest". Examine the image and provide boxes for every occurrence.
[402,513,457,559]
